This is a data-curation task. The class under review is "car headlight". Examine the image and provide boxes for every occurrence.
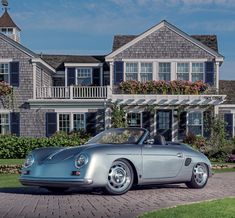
[75,154,88,168]
[24,154,34,168]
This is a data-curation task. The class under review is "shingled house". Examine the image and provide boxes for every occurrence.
[0,9,234,140]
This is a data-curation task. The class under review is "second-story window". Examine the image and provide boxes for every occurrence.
[192,63,204,82]
[159,63,171,81]
[177,63,189,81]
[126,63,138,81]
[76,68,92,85]
[140,63,153,82]
[0,63,9,83]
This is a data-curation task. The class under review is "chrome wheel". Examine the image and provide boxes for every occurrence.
[106,160,133,194]
[193,164,208,186]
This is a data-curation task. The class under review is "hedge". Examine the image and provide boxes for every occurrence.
[0,131,90,159]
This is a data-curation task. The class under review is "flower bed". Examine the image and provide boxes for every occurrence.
[120,80,208,95]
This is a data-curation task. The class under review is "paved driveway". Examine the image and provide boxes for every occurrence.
[0,172,234,218]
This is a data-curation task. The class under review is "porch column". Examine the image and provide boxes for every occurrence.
[32,63,37,99]
[105,104,112,129]
[216,62,220,91]
[109,62,113,86]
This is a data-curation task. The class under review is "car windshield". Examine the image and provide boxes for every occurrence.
[86,128,146,145]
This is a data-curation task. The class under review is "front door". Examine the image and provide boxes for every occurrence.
[156,110,172,141]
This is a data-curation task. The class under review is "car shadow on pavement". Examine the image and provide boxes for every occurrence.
[0,184,187,196]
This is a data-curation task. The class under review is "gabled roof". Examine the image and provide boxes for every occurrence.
[41,54,109,71]
[106,20,223,60]
[219,80,235,104]
[113,34,218,52]
[0,9,21,30]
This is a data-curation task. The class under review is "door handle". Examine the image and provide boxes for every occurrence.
[177,153,183,158]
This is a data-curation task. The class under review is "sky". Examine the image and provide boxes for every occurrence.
[4,0,235,79]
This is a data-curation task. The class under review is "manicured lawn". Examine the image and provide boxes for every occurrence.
[0,159,24,165]
[139,198,235,218]
[213,168,235,173]
[0,174,22,188]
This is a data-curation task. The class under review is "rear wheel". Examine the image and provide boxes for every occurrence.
[186,163,208,189]
[104,159,134,195]
[44,187,68,193]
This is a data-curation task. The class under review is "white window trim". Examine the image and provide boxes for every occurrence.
[186,110,204,136]
[0,112,10,135]
[126,112,143,128]
[57,112,86,132]
[0,62,10,83]
[75,67,93,86]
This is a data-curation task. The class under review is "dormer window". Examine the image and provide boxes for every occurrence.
[1,27,13,36]
[0,63,9,83]
[76,68,92,85]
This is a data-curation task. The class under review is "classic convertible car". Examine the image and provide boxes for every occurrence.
[20,128,212,195]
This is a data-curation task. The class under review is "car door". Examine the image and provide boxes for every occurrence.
[142,143,184,179]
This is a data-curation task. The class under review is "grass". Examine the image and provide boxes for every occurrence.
[213,168,235,173]
[139,198,235,218]
[0,159,24,165]
[0,174,22,188]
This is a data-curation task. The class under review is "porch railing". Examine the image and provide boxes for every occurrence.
[36,86,108,99]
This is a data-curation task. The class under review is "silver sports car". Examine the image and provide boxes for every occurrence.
[20,128,212,195]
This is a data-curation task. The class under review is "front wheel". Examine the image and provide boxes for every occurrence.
[186,163,208,189]
[104,159,134,195]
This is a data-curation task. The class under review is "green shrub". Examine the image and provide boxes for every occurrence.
[0,131,90,159]
[184,116,235,162]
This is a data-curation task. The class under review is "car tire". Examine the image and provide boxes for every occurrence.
[185,163,208,189]
[104,159,134,195]
[44,187,68,193]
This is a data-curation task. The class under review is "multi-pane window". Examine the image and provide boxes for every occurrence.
[59,114,70,133]
[76,68,92,85]
[159,63,171,81]
[73,114,85,131]
[188,112,203,136]
[158,111,170,130]
[1,28,13,36]
[0,113,10,135]
[125,63,138,81]
[0,63,9,83]
[192,63,204,82]
[127,113,141,127]
[177,63,189,81]
[140,63,153,82]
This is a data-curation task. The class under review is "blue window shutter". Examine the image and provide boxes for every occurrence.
[67,68,76,86]
[93,68,100,86]
[142,112,151,132]
[205,62,214,86]
[46,112,57,137]
[224,113,233,138]
[203,110,212,138]
[10,112,20,136]
[114,61,124,85]
[86,112,97,136]
[10,62,19,87]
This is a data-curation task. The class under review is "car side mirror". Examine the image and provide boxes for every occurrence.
[145,139,154,145]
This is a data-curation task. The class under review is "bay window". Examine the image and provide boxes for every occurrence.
[125,63,138,81]
[159,63,171,81]
[0,113,10,135]
[0,63,9,83]
[187,112,203,136]
[76,68,92,85]
[127,113,141,127]
[192,63,204,82]
[140,63,153,82]
[177,63,189,81]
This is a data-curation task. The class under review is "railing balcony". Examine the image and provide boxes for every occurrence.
[36,86,108,99]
